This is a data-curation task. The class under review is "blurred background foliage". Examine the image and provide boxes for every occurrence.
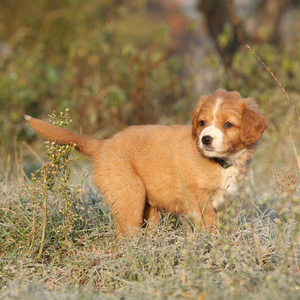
[0,0,194,150]
[0,0,299,172]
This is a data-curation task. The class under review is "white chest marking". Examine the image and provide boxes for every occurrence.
[211,166,240,210]
[221,166,239,194]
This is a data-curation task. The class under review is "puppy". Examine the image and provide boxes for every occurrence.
[25,89,266,236]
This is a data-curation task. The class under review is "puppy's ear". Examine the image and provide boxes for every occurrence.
[241,99,267,146]
[192,96,207,139]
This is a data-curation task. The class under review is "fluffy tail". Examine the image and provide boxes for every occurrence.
[25,115,101,158]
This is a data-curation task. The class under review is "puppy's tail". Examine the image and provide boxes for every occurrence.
[24,115,101,158]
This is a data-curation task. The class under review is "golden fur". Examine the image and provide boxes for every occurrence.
[25,89,267,236]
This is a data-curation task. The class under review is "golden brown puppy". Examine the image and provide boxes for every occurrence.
[25,89,267,236]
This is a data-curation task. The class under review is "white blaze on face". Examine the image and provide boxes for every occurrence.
[199,98,224,157]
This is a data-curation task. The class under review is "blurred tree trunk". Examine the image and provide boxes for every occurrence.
[198,0,245,68]
[198,0,299,68]
[254,0,294,44]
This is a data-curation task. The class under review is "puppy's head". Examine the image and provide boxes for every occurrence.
[192,89,267,159]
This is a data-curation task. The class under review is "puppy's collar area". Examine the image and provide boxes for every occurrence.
[212,157,233,169]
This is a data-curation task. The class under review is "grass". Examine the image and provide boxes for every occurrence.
[1,176,299,299]
[1,112,299,299]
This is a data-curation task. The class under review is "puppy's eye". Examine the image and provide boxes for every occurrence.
[224,122,233,128]
[199,120,205,126]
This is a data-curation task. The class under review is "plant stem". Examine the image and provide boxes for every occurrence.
[37,165,47,260]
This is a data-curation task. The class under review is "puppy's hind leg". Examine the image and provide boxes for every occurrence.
[106,175,147,237]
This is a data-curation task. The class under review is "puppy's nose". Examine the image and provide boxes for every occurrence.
[202,135,213,146]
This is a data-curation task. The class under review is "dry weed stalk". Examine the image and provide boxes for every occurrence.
[246,44,300,171]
